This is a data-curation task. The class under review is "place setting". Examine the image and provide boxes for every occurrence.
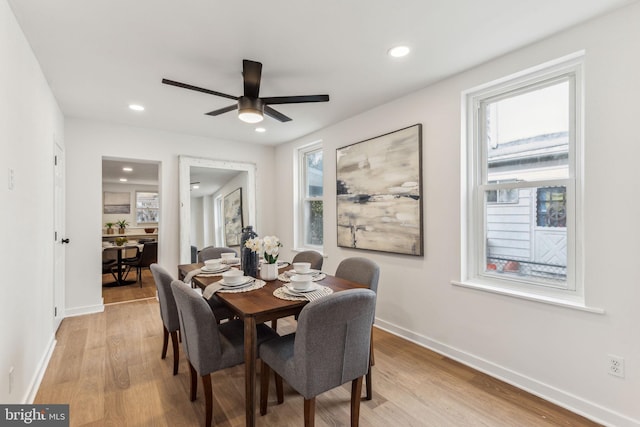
[277,261,326,282]
[274,272,332,302]
[198,258,231,275]
[203,269,266,299]
[220,252,241,266]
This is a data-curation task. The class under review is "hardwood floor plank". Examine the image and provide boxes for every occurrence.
[35,299,601,427]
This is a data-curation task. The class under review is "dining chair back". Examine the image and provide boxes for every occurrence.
[335,257,380,292]
[335,256,380,401]
[171,280,278,427]
[150,263,180,375]
[259,288,376,427]
[197,246,237,263]
[291,250,324,271]
[125,242,158,286]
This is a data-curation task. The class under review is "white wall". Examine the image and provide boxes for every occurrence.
[65,118,276,315]
[0,0,64,403]
[275,4,640,426]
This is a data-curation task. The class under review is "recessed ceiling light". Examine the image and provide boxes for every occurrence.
[129,104,145,111]
[255,127,266,133]
[192,185,200,189]
[122,167,133,172]
[388,45,410,58]
[119,178,128,182]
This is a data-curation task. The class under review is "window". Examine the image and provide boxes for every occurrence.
[135,191,159,224]
[297,143,323,249]
[462,53,583,301]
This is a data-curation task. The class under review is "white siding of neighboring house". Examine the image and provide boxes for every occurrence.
[486,188,532,261]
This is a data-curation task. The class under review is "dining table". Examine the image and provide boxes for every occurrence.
[177,261,368,427]
[103,244,142,286]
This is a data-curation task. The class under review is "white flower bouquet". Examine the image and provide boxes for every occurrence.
[245,235,282,264]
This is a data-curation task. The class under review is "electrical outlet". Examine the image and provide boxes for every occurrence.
[8,366,14,394]
[607,354,625,378]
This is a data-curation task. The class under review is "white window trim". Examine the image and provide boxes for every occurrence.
[214,195,223,247]
[295,141,323,251]
[457,52,600,311]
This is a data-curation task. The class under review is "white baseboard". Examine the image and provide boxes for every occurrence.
[64,301,104,317]
[24,334,56,404]
[374,318,639,427]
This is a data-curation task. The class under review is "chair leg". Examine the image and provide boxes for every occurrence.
[260,360,270,415]
[351,377,363,427]
[170,330,179,375]
[202,373,213,427]
[365,330,374,400]
[161,326,169,359]
[138,267,142,287]
[304,397,316,427]
[189,362,198,401]
[275,372,284,404]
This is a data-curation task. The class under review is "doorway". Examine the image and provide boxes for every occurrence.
[101,157,160,304]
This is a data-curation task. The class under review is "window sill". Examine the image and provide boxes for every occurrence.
[451,280,605,314]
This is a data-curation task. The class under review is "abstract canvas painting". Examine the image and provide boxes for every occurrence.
[336,124,423,256]
[224,188,243,246]
[103,191,130,214]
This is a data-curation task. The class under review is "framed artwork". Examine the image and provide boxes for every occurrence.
[336,124,423,256]
[103,191,130,214]
[224,188,243,246]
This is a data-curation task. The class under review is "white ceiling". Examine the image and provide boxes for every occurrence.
[8,0,635,145]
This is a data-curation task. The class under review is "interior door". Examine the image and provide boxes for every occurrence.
[53,142,65,330]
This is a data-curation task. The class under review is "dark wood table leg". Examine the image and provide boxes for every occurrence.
[244,316,257,427]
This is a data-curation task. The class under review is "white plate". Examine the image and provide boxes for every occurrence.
[201,265,230,273]
[285,269,320,277]
[219,276,253,287]
[284,283,320,294]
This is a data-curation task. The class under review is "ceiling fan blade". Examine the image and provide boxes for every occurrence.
[264,106,292,122]
[261,94,329,105]
[162,78,238,101]
[205,104,238,116]
[243,60,262,98]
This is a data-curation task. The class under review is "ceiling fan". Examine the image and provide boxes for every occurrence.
[162,59,329,123]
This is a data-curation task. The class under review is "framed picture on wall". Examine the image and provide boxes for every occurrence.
[336,124,423,256]
[224,188,243,246]
[103,191,130,214]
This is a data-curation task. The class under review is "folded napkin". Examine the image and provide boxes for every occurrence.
[203,282,224,299]
[183,268,201,286]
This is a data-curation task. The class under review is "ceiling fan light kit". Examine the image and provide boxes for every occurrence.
[237,96,264,123]
[162,59,329,124]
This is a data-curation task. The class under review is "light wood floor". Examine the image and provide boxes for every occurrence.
[36,299,600,426]
[102,268,157,305]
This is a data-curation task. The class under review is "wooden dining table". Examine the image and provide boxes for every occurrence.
[177,262,367,427]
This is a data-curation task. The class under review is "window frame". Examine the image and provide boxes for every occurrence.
[296,141,324,251]
[135,191,159,225]
[461,53,585,304]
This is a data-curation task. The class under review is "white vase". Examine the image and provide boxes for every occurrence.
[261,263,278,281]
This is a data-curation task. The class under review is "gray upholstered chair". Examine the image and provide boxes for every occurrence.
[171,280,278,427]
[335,257,380,400]
[197,246,237,263]
[259,289,376,427]
[292,250,324,271]
[150,264,181,375]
